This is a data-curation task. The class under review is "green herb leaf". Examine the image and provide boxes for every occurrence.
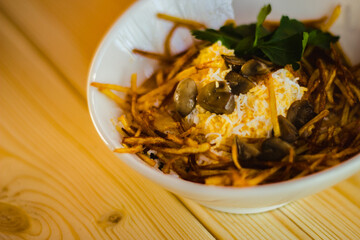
[191,29,239,49]
[254,4,272,46]
[258,33,303,66]
[257,16,306,66]
[272,16,306,39]
[191,4,339,68]
[234,36,255,56]
[220,23,255,38]
[235,24,256,37]
[307,30,339,49]
[302,32,309,55]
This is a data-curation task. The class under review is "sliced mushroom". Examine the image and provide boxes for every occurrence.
[258,137,291,162]
[225,70,255,95]
[198,81,235,114]
[278,115,299,143]
[221,55,246,72]
[232,136,260,169]
[241,59,270,76]
[174,78,198,117]
[232,136,276,169]
[286,100,316,129]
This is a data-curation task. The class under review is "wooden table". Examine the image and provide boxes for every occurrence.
[0,1,359,239]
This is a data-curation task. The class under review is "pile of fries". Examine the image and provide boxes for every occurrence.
[91,6,360,186]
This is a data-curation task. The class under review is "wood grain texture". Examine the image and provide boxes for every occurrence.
[0,0,132,98]
[180,181,360,239]
[0,0,360,239]
[0,10,213,240]
[279,188,360,239]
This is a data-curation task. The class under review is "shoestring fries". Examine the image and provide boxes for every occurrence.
[92,5,360,186]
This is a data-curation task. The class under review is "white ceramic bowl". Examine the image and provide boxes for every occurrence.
[88,0,360,214]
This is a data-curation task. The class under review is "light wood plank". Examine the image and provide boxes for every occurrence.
[180,179,360,240]
[0,0,132,97]
[334,174,360,206]
[180,198,312,240]
[279,187,360,239]
[0,11,214,240]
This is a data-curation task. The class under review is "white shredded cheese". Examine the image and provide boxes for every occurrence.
[187,42,307,146]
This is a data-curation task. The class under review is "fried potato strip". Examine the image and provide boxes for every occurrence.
[266,76,280,137]
[93,6,360,186]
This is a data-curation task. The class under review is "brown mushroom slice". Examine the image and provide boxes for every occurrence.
[174,78,198,117]
[232,136,266,169]
[241,59,270,76]
[258,137,291,162]
[286,100,316,129]
[225,70,256,95]
[221,55,246,72]
[278,115,299,143]
[198,81,235,114]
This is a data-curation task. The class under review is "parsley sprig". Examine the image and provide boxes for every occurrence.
[192,4,339,69]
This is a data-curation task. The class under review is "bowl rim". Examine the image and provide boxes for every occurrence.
[87,0,360,197]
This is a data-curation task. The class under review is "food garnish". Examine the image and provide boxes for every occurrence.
[91,4,360,187]
[192,4,339,69]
